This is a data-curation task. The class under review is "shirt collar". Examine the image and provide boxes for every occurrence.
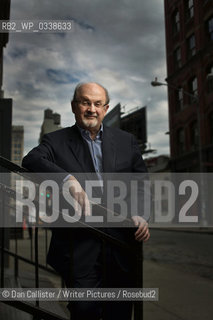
[76,123,103,140]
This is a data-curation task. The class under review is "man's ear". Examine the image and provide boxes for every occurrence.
[71,101,76,114]
[104,104,109,113]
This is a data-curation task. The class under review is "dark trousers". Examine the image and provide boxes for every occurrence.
[66,248,134,320]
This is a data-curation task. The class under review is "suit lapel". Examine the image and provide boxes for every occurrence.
[102,126,116,173]
[67,125,95,173]
[67,125,117,173]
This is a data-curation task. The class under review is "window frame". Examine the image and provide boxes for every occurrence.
[188,76,198,104]
[174,47,182,70]
[206,16,213,41]
[187,34,196,59]
[172,9,180,35]
[185,0,194,21]
[190,121,199,150]
[177,128,185,154]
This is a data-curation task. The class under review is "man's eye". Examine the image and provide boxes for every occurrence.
[95,102,101,107]
[82,101,90,106]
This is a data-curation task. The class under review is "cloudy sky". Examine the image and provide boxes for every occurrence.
[3,0,169,157]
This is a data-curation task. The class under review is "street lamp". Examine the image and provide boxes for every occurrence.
[151,78,199,101]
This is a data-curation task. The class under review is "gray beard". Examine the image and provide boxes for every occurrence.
[82,118,98,128]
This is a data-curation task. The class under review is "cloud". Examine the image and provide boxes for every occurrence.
[46,69,79,84]
[3,0,169,156]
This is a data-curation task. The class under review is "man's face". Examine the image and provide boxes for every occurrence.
[71,83,109,132]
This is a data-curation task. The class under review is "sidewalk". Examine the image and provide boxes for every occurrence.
[6,229,213,320]
[6,229,70,319]
[143,260,213,320]
[151,226,213,234]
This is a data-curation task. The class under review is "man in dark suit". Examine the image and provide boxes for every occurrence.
[22,82,150,320]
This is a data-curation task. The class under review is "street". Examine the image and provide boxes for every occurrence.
[144,229,213,279]
[8,228,213,319]
[143,229,213,320]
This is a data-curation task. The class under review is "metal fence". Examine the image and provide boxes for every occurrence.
[0,155,143,320]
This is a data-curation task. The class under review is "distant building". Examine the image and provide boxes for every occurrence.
[10,126,24,239]
[164,0,213,171]
[103,104,147,153]
[103,103,121,128]
[11,125,24,165]
[0,0,12,266]
[39,108,62,142]
[0,0,11,98]
[0,0,12,161]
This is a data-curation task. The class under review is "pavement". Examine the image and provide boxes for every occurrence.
[143,227,213,320]
[3,228,213,320]
[143,260,213,320]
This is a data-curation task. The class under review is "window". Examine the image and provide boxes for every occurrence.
[190,121,198,150]
[188,77,198,103]
[206,16,213,41]
[207,64,213,93]
[177,128,185,154]
[174,47,182,69]
[187,34,196,59]
[176,87,184,111]
[185,0,194,21]
[172,10,180,34]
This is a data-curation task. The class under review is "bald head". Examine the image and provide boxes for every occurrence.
[71,82,109,135]
[72,82,110,105]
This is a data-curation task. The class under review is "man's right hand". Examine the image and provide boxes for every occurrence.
[64,176,91,216]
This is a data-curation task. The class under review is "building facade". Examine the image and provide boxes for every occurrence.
[164,0,213,171]
[103,104,147,153]
[39,108,62,142]
[10,126,24,238]
[11,125,24,165]
[0,0,12,161]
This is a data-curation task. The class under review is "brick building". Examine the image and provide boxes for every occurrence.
[164,0,213,171]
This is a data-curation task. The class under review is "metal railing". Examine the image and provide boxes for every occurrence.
[0,155,143,320]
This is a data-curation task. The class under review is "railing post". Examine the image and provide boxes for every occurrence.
[30,227,33,261]
[0,185,5,287]
[45,228,48,267]
[33,226,40,320]
[102,239,107,319]
[14,227,19,278]
[33,195,40,320]
[35,227,39,290]
[69,234,73,320]
[134,242,143,320]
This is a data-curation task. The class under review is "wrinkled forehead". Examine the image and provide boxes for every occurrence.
[77,84,106,101]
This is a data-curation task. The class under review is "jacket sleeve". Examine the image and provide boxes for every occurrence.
[22,134,68,181]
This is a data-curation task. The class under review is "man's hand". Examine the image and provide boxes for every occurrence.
[65,176,91,216]
[132,216,150,242]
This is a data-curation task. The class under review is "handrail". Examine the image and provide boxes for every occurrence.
[0,247,58,275]
[0,155,29,174]
[3,300,69,320]
[0,155,138,252]
[0,180,135,252]
[0,155,143,320]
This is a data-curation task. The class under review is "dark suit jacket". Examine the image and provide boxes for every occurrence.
[22,124,147,282]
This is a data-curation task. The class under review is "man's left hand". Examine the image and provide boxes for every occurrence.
[132,216,150,242]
